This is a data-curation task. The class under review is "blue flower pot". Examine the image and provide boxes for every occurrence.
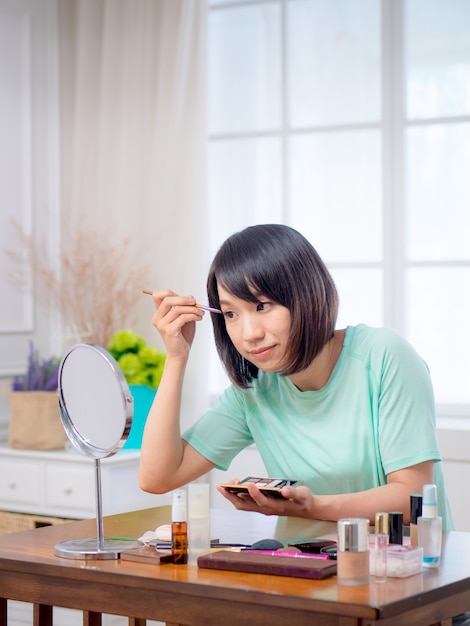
[124,384,156,449]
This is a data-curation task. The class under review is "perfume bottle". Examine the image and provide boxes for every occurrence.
[337,518,370,586]
[171,489,188,565]
[418,484,442,568]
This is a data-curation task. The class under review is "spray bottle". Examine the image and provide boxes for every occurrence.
[418,484,442,568]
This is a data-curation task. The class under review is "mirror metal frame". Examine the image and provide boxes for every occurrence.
[54,343,140,559]
[57,343,133,458]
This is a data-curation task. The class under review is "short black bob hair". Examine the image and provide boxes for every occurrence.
[207,224,338,388]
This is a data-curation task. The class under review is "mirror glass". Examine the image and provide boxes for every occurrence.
[58,343,132,457]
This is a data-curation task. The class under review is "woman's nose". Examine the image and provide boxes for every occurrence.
[241,314,264,340]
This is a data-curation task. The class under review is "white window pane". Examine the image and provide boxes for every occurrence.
[208,3,281,134]
[290,129,382,263]
[406,268,470,404]
[405,0,470,119]
[331,268,383,328]
[406,123,470,261]
[208,138,283,254]
[287,0,381,127]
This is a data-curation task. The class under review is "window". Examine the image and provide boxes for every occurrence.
[207,0,470,415]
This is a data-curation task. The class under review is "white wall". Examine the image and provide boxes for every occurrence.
[0,0,61,439]
[437,419,470,531]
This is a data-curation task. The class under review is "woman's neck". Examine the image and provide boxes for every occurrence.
[287,329,346,392]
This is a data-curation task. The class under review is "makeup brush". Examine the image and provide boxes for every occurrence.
[142,290,222,314]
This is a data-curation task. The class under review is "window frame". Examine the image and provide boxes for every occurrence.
[207,0,470,418]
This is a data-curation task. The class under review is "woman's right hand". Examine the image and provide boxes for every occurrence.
[148,290,205,360]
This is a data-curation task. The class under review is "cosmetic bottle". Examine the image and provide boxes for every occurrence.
[410,494,423,547]
[374,512,389,583]
[172,489,188,564]
[418,484,442,568]
[388,512,403,545]
[337,518,370,586]
[188,482,211,565]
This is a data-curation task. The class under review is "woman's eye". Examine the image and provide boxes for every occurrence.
[223,311,235,319]
[256,301,270,312]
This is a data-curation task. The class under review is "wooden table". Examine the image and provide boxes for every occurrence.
[0,506,469,626]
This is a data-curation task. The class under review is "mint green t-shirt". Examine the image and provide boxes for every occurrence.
[182,325,454,529]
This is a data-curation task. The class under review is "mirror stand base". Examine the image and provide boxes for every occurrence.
[54,537,141,560]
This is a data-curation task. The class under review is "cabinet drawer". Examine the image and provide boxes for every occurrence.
[0,459,44,506]
[45,465,95,512]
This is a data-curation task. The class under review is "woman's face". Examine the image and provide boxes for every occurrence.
[217,284,291,372]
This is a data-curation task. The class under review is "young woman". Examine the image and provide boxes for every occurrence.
[139,224,453,529]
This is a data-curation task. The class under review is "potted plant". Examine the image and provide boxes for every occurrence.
[107,329,165,449]
[3,342,66,450]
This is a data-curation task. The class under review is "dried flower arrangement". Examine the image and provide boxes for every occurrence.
[11,341,60,391]
[8,221,150,347]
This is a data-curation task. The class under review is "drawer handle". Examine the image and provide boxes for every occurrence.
[8,482,17,490]
[64,487,73,495]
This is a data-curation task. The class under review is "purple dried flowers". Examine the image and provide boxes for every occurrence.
[11,341,60,392]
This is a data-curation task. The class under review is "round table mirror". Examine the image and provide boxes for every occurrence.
[54,343,140,559]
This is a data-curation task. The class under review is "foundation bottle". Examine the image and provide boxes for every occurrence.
[374,512,389,583]
[171,489,188,564]
[410,494,423,547]
[388,511,403,545]
[337,518,370,586]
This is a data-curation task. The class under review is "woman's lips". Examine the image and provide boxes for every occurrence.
[250,345,275,359]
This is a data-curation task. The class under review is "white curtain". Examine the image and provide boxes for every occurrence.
[58,0,210,427]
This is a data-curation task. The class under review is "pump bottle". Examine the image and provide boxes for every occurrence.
[172,489,188,564]
[418,484,442,568]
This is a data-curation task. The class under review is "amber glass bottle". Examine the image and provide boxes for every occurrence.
[172,489,188,565]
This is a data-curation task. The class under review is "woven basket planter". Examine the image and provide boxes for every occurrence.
[4,388,66,450]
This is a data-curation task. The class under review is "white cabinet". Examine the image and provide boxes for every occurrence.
[0,446,170,520]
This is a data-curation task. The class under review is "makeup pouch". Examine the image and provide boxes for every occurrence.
[197,550,337,580]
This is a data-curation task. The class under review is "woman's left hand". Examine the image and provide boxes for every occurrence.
[217,482,315,518]
[217,460,435,523]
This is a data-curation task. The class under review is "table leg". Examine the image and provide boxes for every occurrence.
[83,611,102,626]
[33,604,52,626]
[0,598,6,626]
[128,620,146,626]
